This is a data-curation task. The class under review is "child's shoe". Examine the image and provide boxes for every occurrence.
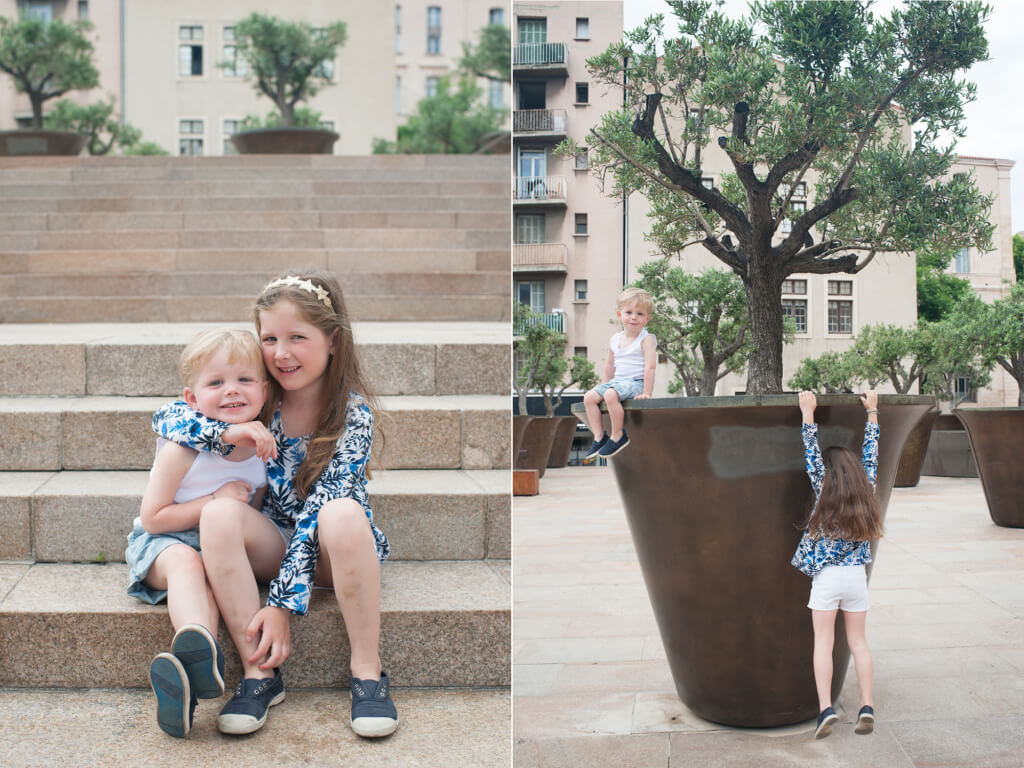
[149,652,195,738]
[855,705,875,734]
[597,430,630,458]
[217,670,285,734]
[814,706,838,739]
[584,432,609,459]
[171,623,225,699]
[351,671,398,738]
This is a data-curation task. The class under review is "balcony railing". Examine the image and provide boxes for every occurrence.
[512,175,567,203]
[513,242,568,272]
[514,310,564,335]
[513,108,568,134]
[513,42,567,68]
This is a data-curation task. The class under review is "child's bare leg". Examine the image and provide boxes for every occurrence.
[315,498,382,680]
[605,388,625,440]
[811,609,838,711]
[200,498,286,679]
[843,610,874,707]
[582,389,605,437]
[145,544,219,632]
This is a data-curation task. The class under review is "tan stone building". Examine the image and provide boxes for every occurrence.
[1,0,509,154]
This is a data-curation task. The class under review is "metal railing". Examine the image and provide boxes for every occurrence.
[512,175,567,202]
[513,242,568,270]
[513,42,567,67]
[514,311,564,335]
[513,108,568,134]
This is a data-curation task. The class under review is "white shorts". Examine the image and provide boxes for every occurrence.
[808,564,869,612]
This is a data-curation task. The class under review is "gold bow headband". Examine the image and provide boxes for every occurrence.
[262,275,333,310]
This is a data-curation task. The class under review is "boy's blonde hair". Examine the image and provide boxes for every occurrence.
[178,328,264,388]
[617,287,654,314]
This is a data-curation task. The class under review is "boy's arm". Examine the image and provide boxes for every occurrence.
[139,442,206,534]
[636,334,657,399]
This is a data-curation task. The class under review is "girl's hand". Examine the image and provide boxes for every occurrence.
[798,390,817,422]
[246,605,291,670]
[212,480,252,504]
[860,390,878,411]
[223,421,278,461]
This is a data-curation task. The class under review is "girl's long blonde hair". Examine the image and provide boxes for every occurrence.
[255,268,380,500]
[806,446,884,541]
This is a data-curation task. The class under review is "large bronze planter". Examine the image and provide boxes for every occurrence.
[921,414,977,478]
[955,408,1024,528]
[515,416,561,479]
[547,416,580,468]
[513,414,533,469]
[231,127,339,154]
[894,404,938,487]
[574,394,934,727]
[0,129,85,156]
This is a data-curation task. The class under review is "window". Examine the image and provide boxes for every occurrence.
[576,17,590,39]
[395,76,402,114]
[828,280,852,296]
[427,6,441,53]
[701,177,715,190]
[575,82,589,104]
[780,181,807,198]
[320,120,335,131]
[518,81,545,110]
[223,119,240,155]
[78,1,88,20]
[780,200,805,234]
[954,377,976,402]
[517,280,545,313]
[25,2,53,22]
[781,279,807,295]
[782,299,808,333]
[179,119,204,156]
[222,27,247,77]
[574,347,588,358]
[179,26,204,77]
[955,247,970,273]
[490,8,505,25]
[574,280,588,301]
[426,76,439,98]
[574,213,588,235]
[489,80,504,109]
[827,302,853,333]
[395,5,402,54]
[518,18,546,45]
[575,148,589,170]
[515,214,545,243]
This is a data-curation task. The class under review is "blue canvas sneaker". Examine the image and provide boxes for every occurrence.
[815,706,838,739]
[149,652,196,738]
[217,671,285,735]
[171,623,225,700]
[351,671,398,738]
[584,432,609,459]
[597,430,630,458]
[855,705,875,735]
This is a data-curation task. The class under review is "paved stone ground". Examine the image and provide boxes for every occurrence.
[513,469,1024,768]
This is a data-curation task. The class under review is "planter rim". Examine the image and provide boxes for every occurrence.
[954,406,1024,413]
[571,393,935,413]
[232,126,339,138]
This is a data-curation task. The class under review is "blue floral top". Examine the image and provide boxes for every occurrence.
[791,421,879,577]
[152,397,389,615]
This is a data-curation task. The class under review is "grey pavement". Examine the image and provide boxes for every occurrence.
[513,468,1024,768]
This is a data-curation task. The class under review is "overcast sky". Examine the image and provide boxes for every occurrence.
[621,0,1024,236]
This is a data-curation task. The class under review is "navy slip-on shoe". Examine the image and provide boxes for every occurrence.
[218,671,285,735]
[351,671,398,738]
[150,652,195,738]
[597,430,630,458]
[584,432,609,459]
[855,705,875,735]
[171,623,225,700]
[815,706,838,739]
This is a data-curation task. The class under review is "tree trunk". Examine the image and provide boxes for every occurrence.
[280,102,294,128]
[743,256,785,394]
[29,93,44,129]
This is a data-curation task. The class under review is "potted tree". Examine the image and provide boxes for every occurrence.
[565,0,990,727]
[43,98,165,155]
[226,13,346,154]
[0,15,97,155]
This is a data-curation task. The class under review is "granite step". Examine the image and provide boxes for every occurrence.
[0,153,508,169]
[0,560,510,688]
[0,180,508,199]
[0,322,509,397]
[0,686,510,767]
[0,395,510,472]
[0,468,509,563]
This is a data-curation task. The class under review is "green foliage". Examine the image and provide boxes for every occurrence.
[848,323,938,393]
[920,293,991,405]
[239,107,325,131]
[1014,233,1024,282]
[632,260,753,395]
[514,304,597,416]
[459,23,510,83]
[916,265,972,322]
[970,281,1024,405]
[227,14,346,127]
[43,98,162,155]
[0,16,99,127]
[121,141,169,156]
[576,0,994,393]
[373,75,503,154]
[787,350,861,393]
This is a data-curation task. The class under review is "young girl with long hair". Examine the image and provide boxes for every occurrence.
[152,269,397,738]
[792,390,883,740]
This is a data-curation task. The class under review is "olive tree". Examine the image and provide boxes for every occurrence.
[514,304,598,416]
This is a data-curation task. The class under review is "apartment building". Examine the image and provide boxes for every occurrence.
[512,1,624,367]
[1,0,509,154]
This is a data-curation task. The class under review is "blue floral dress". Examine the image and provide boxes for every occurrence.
[152,396,389,615]
[791,421,879,577]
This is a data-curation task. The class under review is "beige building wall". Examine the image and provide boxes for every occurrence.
[513,0,624,366]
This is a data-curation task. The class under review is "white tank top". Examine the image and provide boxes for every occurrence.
[611,328,654,379]
[153,438,267,503]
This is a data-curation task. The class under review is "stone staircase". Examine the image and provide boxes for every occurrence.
[0,155,510,764]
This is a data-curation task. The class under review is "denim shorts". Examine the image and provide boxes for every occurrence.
[125,518,201,605]
[594,376,645,401]
[808,564,869,612]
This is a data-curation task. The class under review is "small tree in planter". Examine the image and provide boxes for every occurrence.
[633,260,754,396]
[848,322,939,394]
[513,303,596,416]
[43,98,166,155]
[972,280,1024,406]
[921,297,991,409]
[787,349,862,393]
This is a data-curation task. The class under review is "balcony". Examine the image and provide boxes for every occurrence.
[513,43,568,77]
[513,175,567,207]
[514,310,564,335]
[513,109,568,141]
[514,242,568,274]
